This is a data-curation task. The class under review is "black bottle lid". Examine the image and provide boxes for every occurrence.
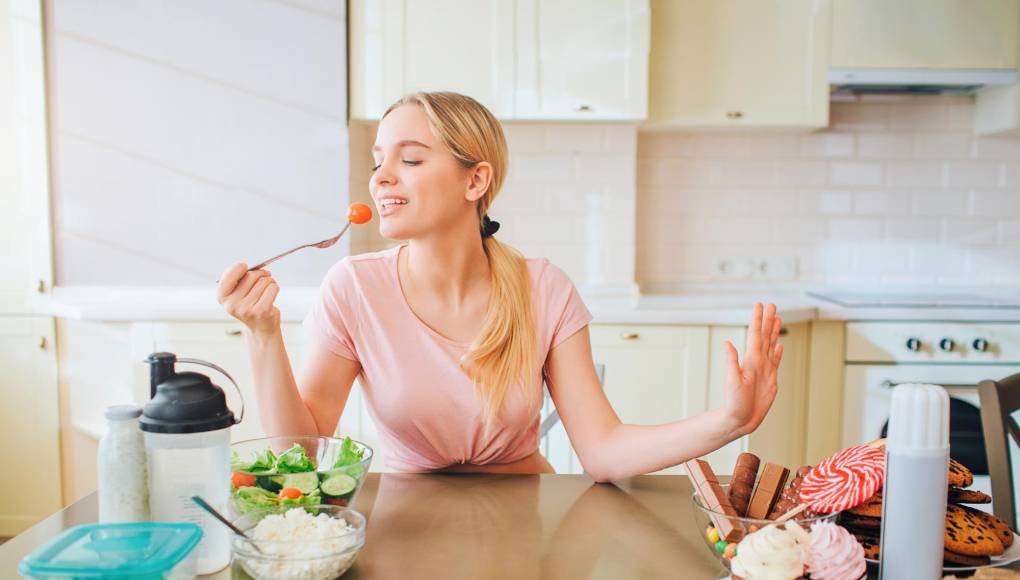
[140,352,236,434]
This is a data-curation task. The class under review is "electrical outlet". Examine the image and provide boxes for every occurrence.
[752,256,798,281]
[714,257,755,280]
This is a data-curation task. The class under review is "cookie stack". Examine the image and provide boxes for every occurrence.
[840,458,1015,566]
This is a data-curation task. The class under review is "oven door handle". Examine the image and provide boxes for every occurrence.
[880,380,977,390]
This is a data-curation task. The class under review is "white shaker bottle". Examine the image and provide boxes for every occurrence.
[879,383,950,580]
[141,352,244,575]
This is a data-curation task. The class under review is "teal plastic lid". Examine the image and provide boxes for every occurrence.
[19,522,203,578]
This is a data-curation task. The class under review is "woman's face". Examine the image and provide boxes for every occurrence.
[370,104,487,241]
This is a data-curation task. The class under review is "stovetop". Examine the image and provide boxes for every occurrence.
[807,291,1020,309]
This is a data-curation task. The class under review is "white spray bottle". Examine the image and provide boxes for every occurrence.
[879,383,950,580]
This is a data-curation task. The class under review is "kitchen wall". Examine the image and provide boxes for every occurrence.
[638,94,1020,292]
[350,120,639,295]
[47,0,348,287]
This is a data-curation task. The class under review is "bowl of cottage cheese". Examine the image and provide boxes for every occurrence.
[231,505,365,580]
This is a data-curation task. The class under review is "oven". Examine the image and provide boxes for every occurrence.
[840,321,1020,518]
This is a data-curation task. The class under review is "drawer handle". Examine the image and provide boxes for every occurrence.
[576,104,593,112]
[225,329,243,337]
[726,111,744,119]
[620,332,640,341]
[779,327,788,336]
[39,337,47,350]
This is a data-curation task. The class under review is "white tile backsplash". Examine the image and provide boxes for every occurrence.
[638,95,1020,289]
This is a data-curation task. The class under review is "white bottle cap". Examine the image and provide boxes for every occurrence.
[104,404,143,421]
[886,383,950,453]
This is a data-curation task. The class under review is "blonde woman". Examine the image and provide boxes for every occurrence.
[217,92,783,481]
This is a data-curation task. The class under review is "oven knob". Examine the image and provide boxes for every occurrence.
[906,338,922,352]
[939,338,955,352]
[973,338,990,352]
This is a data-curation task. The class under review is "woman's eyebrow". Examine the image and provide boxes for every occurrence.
[371,140,431,152]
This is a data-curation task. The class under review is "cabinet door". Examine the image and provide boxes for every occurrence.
[0,316,61,535]
[648,0,830,129]
[349,0,515,119]
[515,0,650,120]
[832,0,1019,70]
[590,324,710,475]
[745,323,810,469]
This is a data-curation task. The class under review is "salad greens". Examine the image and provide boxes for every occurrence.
[230,437,368,514]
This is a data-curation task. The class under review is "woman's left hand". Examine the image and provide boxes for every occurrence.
[720,303,783,437]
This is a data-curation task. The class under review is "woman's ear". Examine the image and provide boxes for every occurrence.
[464,162,493,203]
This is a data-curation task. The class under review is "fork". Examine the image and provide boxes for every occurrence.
[248,222,352,271]
[245,202,373,272]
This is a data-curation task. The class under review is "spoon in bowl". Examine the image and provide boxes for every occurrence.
[191,495,264,554]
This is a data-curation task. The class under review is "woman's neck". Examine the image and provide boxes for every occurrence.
[402,231,490,306]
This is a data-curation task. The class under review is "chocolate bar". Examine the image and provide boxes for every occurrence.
[728,452,760,517]
[746,462,790,519]
[684,459,743,542]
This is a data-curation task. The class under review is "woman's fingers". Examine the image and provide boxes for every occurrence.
[745,303,763,357]
[234,270,270,302]
[253,279,280,312]
[724,340,741,382]
[217,262,248,302]
[768,314,782,361]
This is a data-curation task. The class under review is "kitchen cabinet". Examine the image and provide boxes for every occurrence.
[514,0,649,120]
[646,0,830,130]
[348,0,649,121]
[832,0,1019,70]
[0,316,61,535]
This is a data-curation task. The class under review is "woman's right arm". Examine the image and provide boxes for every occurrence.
[217,263,361,437]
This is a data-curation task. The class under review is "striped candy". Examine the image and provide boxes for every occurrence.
[799,445,885,513]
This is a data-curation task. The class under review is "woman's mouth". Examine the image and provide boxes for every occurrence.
[378,197,408,216]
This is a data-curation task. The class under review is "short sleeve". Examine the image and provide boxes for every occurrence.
[303,259,360,362]
[539,261,593,350]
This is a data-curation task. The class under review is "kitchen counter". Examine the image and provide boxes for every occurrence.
[30,286,1020,324]
[2,473,728,579]
[3,473,1005,579]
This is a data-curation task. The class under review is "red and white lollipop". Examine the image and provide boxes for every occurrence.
[778,444,885,521]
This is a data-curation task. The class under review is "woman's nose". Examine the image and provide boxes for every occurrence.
[372,160,396,187]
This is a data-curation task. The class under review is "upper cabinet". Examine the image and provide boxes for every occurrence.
[646,0,831,130]
[832,0,1019,70]
[514,0,649,120]
[348,0,650,121]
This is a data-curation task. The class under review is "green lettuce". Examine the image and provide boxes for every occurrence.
[233,486,278,513]
[232,448,278,474]
[333,437,365,469]
[275,444,316,474]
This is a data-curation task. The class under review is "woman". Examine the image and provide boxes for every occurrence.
[217,91,783,482]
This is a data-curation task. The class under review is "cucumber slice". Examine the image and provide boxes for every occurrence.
[256,475,283,493]
[320,473,357,497]
[280,472,320,494]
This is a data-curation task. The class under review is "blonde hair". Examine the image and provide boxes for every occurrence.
[383,92,539,430]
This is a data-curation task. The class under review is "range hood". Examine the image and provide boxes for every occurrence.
[830,68,1018,95]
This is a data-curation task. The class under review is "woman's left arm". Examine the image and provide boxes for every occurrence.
[545,303,783,483]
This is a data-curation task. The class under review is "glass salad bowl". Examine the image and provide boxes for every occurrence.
[229,436,373,517]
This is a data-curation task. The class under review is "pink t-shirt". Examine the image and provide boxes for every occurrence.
[303,245,592,471]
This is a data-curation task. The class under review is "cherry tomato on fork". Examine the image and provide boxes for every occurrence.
[347,203,373,225]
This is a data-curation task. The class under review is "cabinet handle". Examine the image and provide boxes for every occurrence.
[779,327,788,336]
[620,332,640,341]
[39,337,47,350]
[225,329,243,337]
[726,111,744,119]
[36,279,46,293]
[576,104,592,112]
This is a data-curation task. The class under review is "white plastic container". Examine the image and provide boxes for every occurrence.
[879,383,950,580]
[97,405,149,523]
